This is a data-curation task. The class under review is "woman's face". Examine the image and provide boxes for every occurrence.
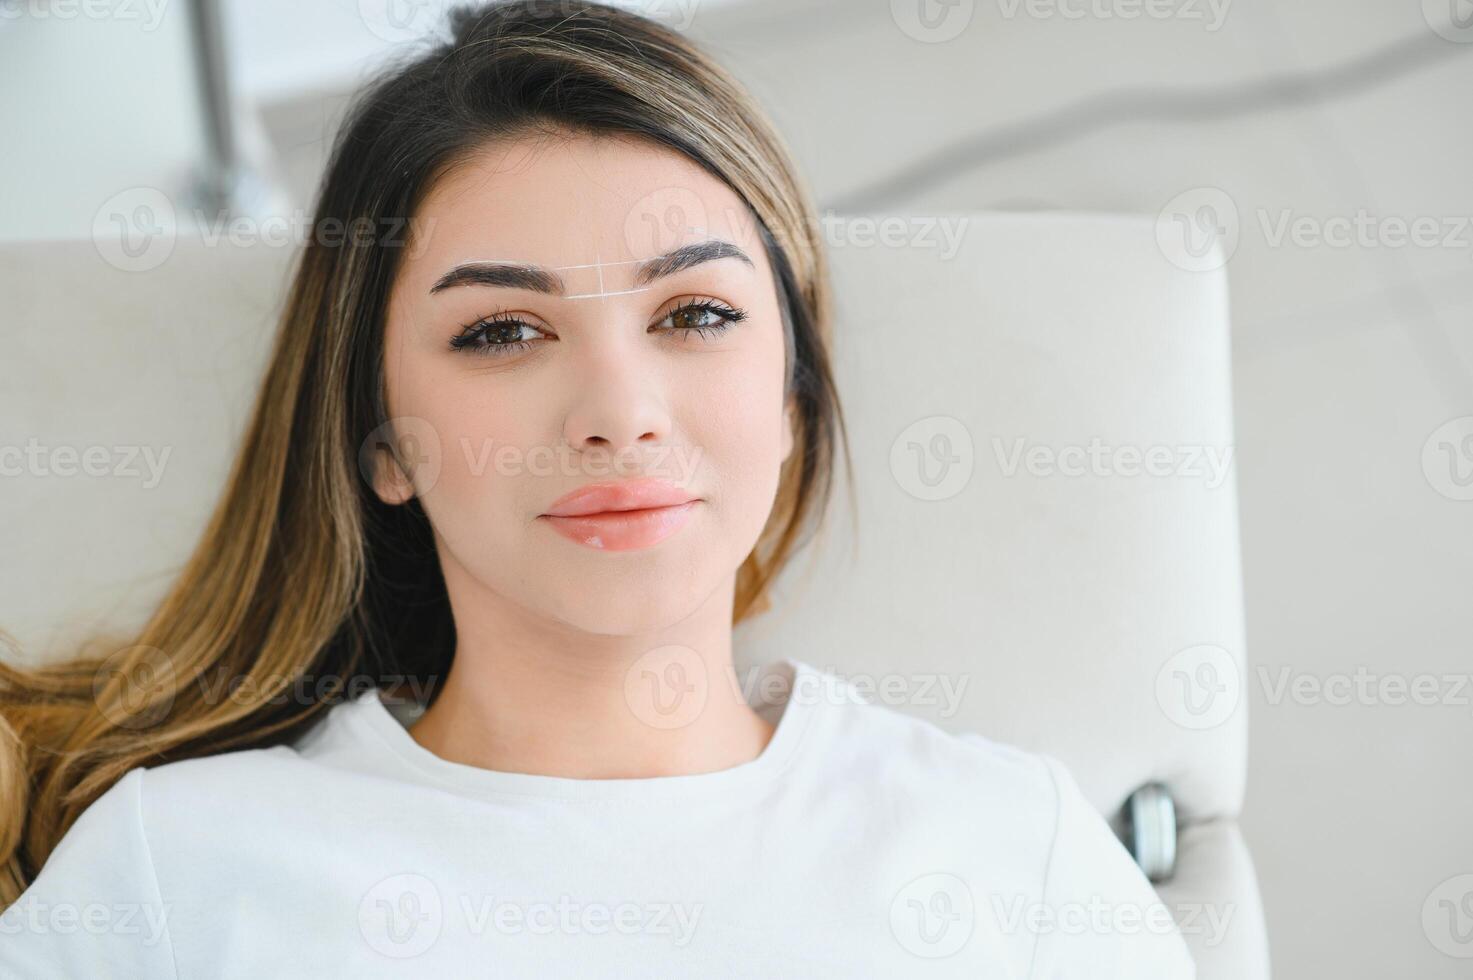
[376,132,794,636]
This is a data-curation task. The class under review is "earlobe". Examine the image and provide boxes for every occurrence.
[370,446,417,506]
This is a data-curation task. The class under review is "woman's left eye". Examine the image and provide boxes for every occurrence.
[448,299,749,360]
[655,299,749,339]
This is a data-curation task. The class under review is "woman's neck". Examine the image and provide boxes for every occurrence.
[407,578,774,780]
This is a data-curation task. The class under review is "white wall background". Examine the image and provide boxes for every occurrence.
[4,1,1471,976]
[0,3,203,242]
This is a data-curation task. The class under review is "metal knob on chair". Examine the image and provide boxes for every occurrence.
[1124,782,1178,883]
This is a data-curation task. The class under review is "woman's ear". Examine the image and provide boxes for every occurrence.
[364,429,418,506]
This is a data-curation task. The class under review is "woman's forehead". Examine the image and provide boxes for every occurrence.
[406,134,765,278]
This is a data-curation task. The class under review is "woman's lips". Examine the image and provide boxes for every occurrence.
[543,477,697,517]
[539,500,699,551]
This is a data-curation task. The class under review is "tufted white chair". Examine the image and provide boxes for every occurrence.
[735,211,1270,979]
[1,211,1268,978]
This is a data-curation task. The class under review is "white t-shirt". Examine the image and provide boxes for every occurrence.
[1,658,1195,978]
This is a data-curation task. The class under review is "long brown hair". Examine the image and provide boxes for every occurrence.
[0,0,852,906]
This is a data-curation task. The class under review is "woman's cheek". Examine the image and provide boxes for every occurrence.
[417,409,529,536]
[696,374,788,544]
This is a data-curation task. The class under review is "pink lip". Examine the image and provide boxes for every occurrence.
[539,478,701,551]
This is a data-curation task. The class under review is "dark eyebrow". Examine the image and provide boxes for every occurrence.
[429,263,566,295]
[631,239,753,285]
[428,239,753,295]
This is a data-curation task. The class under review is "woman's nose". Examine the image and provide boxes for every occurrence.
[559,342,673,459]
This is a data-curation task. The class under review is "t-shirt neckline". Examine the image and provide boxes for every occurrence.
[337,657,819,802]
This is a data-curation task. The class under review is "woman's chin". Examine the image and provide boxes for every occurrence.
[539,572,719,638]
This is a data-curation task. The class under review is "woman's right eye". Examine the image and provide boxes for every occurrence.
[448,316,549,357]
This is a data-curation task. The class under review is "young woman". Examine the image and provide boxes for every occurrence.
[0,2,1195,976]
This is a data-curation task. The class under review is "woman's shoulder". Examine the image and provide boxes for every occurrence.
[806,679,1196,976]
[139,740,313,801]
[0,729,345,977]
[809,676,1142,869]
[137,699,390,819]
[800,666,1061,808]
[136,691,378,800]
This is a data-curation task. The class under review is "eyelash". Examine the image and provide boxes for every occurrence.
[448,299,750,358]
